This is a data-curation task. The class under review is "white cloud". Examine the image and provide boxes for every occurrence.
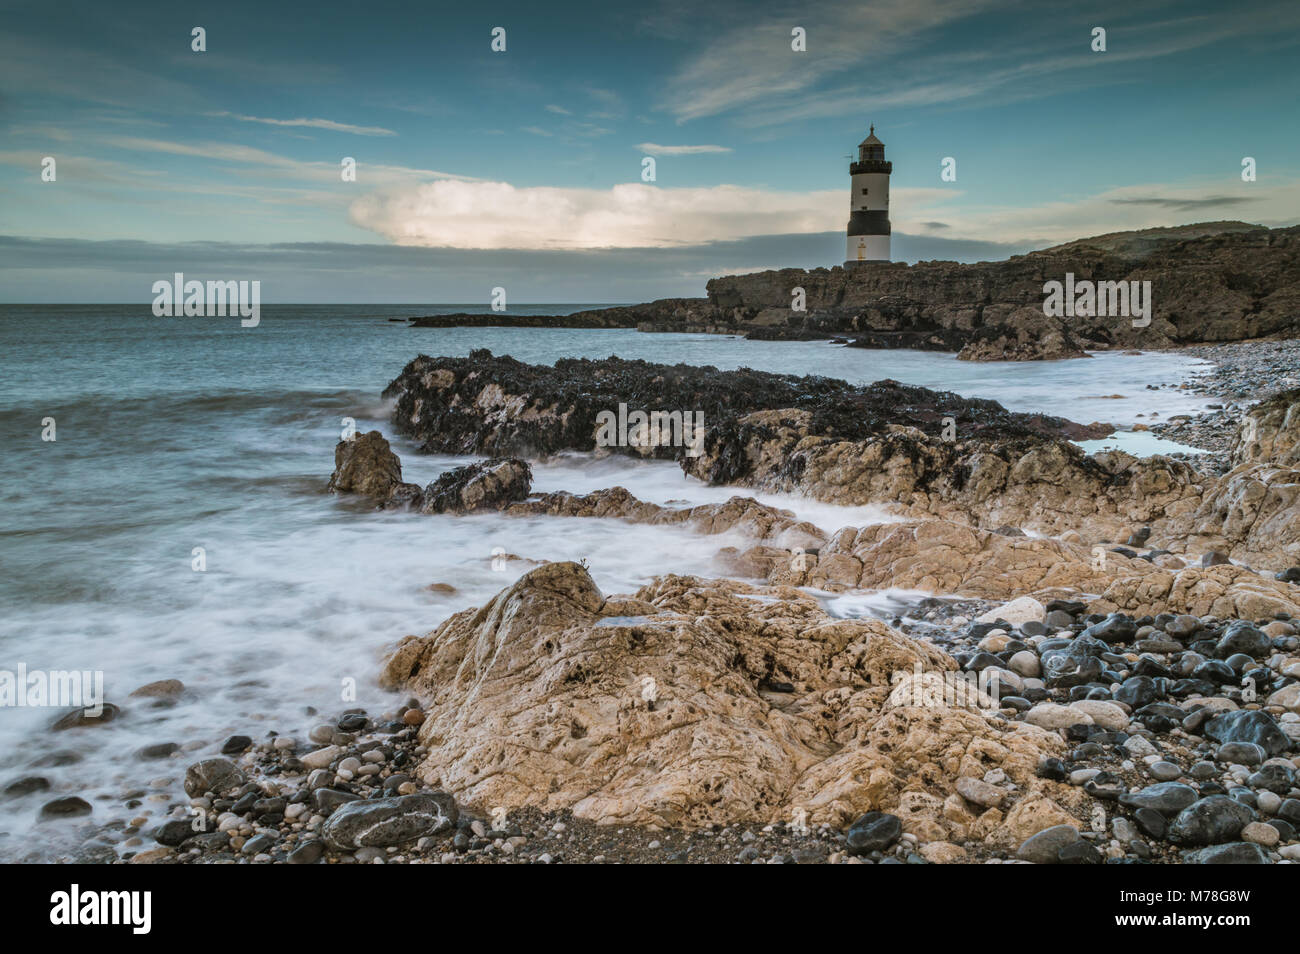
[209,112,396,136]
[636,143,732,155]
[661,0,998,122]
[345,175,1300,253]
[544,104,572,115]
[348,180,846,249]
[658,0,1295,125]
[98,135,474,186]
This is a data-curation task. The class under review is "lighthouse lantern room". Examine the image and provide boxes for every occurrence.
[845,125,892,266]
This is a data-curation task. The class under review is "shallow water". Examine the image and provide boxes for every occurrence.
[0,304,1216,859]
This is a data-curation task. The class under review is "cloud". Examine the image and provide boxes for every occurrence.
[893,180,1298,246]
[348,180,846,249]
[544,104,572,115]
[636,143,732,155]
[97,135,474,186]
[1110,196,1257,211]
[660,0,1000,122]
[208,112,396,136]
[658,1,1300,125]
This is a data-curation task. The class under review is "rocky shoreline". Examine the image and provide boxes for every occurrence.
[1148,339,1300,469]
[402,222,1300,363]
[20,342,1300,866]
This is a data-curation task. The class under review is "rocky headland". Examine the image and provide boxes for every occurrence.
[405,222,1300,362]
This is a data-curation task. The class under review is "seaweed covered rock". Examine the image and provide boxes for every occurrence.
[381,351,1109,460]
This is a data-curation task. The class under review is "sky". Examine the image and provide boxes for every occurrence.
[1,0,1298,302]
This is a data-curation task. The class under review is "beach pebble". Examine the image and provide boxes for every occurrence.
[300,745,341,770]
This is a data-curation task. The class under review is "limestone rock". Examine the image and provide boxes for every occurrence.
[383,562,1064,829]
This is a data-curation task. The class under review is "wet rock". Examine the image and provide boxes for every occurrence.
[153,819,195,847]
[312,788,361,813]
[128,679,185,698]
[1133,807,1167,839]
[419,458,533,515]
[1181,842,1269,864]
[321,792,458,850]
[1167,795,1255,846]
[135,742,180,761]
[1248,764,1295,795]
[287,840,325,864]
[1016,824,1080,864]
[1058,840,1103,864]
[221,735,252,755]
[327,430,416,501]
[50,703,120,730]
[846,812,902,855]
[2,776,50,798]
[183,758,246,797]
[1215,622,1271,659]
[1115,676,1159,708]
[39,796,92,820]
[1119,782,1199,817]
[1203,710,1291,756]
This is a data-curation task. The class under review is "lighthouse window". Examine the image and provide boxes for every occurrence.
[861,188,868,194]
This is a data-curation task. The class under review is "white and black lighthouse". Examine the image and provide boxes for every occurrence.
[845,125,891,266]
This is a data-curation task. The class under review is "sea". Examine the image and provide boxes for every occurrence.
[0,303,1218,860]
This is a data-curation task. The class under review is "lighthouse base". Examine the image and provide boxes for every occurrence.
[843,259,890,268]
[845,233,890,266]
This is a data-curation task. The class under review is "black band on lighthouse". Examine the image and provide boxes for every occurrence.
[847,211,891,235]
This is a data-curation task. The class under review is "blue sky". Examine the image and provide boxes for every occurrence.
[2,0,1298,301]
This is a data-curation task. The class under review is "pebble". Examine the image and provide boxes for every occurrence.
[1148,761,1183,781]
[1241,821,1280,847]
[300,746,341,770]
[1016,825,1079,864]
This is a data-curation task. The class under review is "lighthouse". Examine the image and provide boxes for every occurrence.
[845,125,891,266]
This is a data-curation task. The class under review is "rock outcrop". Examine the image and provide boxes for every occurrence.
[327,431,418,501]
[382,350,1111,460]
[684,410,1204,545]
[379,352,1300,568]
[1091,564,1300,619]
[381,562,1069,831]
[1161,388,1300,566]
[402,223,1300,360]
[328,430,533,514]
[728,518,1150,599]
[419,457,532,514]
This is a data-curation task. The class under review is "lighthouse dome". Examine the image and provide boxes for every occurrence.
[858,125,885,161]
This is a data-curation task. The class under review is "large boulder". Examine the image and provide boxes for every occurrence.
[327,430,421,504]
[381,562,1066,830]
